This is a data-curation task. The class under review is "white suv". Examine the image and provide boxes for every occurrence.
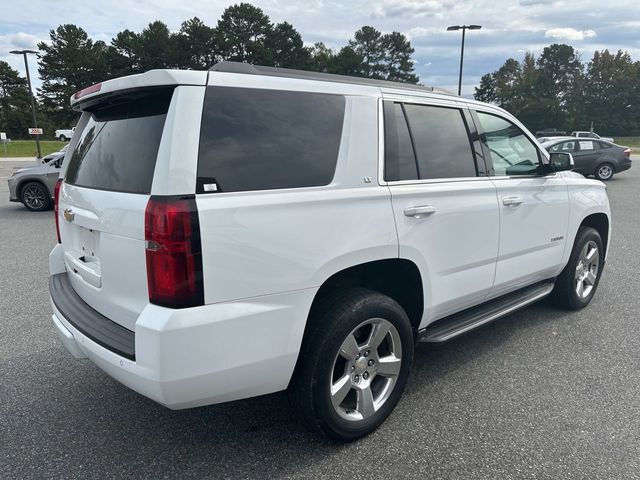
[49,62,611,440]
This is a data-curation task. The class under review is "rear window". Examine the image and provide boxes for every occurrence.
[197,87,345,193]
[65,88,173,194]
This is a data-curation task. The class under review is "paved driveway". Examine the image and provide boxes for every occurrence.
[1,160,638,479]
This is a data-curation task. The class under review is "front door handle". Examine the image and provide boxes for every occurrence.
[502,196,524,206]
[404,205,437,217]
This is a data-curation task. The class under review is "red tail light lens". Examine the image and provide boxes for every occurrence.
[145,195,204,308]
[623,148,631,157]
[54,179,63,243]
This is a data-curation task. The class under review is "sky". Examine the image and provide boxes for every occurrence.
[1,0,639,97]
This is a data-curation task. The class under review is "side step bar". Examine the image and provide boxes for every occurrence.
[418,281,555,343]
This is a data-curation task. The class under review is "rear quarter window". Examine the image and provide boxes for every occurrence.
[65,88,173,194]
[197,87,345,193]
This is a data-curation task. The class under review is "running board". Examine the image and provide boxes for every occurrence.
[418,281,555,343]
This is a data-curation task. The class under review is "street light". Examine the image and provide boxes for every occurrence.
[10,49,42,158]
[446,25,482,96]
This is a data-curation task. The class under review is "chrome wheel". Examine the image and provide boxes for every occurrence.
[575,240,599,299]
[596,164,613,180]
[330,318,402,422]
[22,184,47,210]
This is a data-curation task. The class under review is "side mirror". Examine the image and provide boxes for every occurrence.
[549,152,574,172]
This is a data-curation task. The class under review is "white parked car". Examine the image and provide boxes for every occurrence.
[49,63,611,441]
[54,127,75,141]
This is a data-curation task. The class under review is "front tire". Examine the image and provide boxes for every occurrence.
[594,162,614,181]
[58,135,67,141]
[20,182,51,211]
[290,288,414,441]
[550,226,604,310]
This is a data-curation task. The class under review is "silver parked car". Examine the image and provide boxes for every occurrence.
[8,155,63,211]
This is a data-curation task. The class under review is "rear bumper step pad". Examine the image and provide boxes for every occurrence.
[49,273,135,360]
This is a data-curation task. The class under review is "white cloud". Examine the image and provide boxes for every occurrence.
[372,0,453,19]
[544,28,597,41]
[0,32,42,56]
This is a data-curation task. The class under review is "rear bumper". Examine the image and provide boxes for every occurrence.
[617,159,632,173]
[49,255,316,410]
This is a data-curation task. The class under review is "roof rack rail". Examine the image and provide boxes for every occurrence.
[209,61,456,96]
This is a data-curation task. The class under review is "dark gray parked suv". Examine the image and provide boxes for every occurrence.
[7,156,63,211]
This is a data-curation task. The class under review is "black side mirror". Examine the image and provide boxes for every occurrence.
[548,152,574,172]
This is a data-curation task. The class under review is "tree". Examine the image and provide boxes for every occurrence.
[0,61,33,139]
[176,17,218,69]
[582,50,640,135]
[106,30,143,76]
[332,46,364,76]
[382,31,418,83]
[216,3,272,64]
[135,21,178,71]
[350,26,386,79]
[38,24,108,127]
[266,22,310,69]
[308,42,335,73]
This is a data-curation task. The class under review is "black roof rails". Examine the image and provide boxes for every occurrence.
[209,61,455,96]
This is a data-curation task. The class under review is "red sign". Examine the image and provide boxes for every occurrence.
[28,128,43,135]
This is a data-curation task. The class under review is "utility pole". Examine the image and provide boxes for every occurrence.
[446,25,482,96]
[10,49,42,158]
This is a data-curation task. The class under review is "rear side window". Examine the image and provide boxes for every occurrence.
[384,102,418,182]
[197,87,345,193]
[403,104,477,179]
[65,88,173,194]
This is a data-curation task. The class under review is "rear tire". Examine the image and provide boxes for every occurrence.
[550,226,604,310]
[594,162,614,181]
[290,288,414,441]
[20,182,51,211]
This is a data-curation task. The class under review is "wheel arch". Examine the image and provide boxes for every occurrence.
[17,178,53,200]
[580,212,609,257]
[307,258,424,334]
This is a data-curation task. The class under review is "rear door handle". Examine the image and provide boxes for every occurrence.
[404,205,437,217]
[502,196,524,206]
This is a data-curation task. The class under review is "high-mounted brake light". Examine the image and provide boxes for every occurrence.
[145,196,204,308]
[54,179,63,243]
[74,82,102,99]
[623,148,631,157]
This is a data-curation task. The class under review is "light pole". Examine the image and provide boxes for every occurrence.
[446,25,482,96]
[10,49,42,158]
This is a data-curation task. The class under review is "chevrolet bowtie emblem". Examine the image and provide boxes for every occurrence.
[63,208,75,222]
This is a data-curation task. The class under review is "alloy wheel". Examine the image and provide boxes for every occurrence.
[23,185,47,210]
[574,240,599,299]
[330,318,402,422]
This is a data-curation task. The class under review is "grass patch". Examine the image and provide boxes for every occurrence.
[0,140,66,158]
[614,137,640,150]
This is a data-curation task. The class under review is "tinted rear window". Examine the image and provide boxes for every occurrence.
[65,88,173,194]
[403,104,477,179]
[197,87,345,193]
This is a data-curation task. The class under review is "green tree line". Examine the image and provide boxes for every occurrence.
[0,2,418,137]
[475,44,640,136]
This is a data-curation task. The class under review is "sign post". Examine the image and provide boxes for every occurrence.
[0,132,7,156]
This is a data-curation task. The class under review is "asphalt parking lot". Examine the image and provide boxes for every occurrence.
[1,159,639,479]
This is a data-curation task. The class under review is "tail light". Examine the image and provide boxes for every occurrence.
[54,179,63,243]
[145,195,204,308]
[623,148,631,157]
